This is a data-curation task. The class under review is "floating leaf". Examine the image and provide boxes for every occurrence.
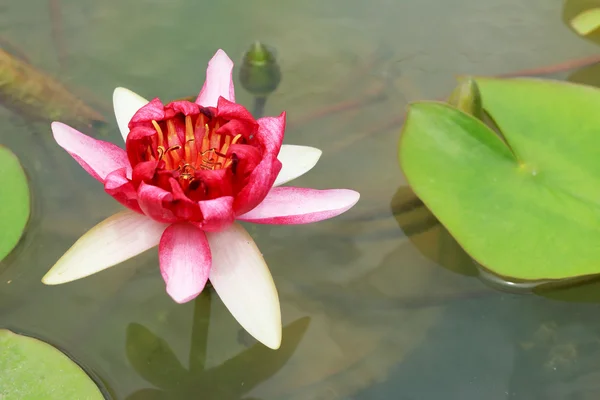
[0,329,104,399]
[0,146,30,262]
[399,77,600,282]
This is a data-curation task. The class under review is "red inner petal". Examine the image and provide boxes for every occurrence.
[124,99,267,223]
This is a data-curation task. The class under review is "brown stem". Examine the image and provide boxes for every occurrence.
[328,53,600,153]
[497,54,600,78]
[338,49,382,91]
[287,84,386,130]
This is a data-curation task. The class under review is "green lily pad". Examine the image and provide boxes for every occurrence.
[0,146,30,262]
[563,0,600,43]
[398,77,600,281]
[0,329,104,399]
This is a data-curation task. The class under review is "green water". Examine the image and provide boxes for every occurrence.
[2,0,600,398]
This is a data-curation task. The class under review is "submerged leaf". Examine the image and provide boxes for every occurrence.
[399,77,600,281]
[0,146,30,262]
[126,323,188,390]
[0,329,104,399]
[0,48,105,129]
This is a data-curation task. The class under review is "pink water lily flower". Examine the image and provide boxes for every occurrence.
[42,49,360,349]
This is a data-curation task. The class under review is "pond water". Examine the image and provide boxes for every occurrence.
[2,0,600,398]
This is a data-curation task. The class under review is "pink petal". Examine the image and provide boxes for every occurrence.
[215,97,257,128]
[159,223,211,303]
[166,178,203,221]
[132,161,159,183]
[104,168,142,213]
[207,223,281,349]
[167,100,200,116]
[233,155,282,215]
[129,98,166,125]
[256,112,286,155]
[195,49,235,107]
[42,210,167,284]
[237,187,360,224]
[137,182,178,223]
[51,122,130,182]
[197,196,235,232]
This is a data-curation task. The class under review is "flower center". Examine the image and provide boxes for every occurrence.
[147,112,244,187]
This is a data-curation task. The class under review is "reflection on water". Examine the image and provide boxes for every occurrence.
[124,290,311,399]
[3,0,600,399]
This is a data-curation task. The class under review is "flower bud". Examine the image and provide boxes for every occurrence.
[447,76,483,120]
[239,42,281,98]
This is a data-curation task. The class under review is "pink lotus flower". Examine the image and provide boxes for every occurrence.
[42,49,360,349]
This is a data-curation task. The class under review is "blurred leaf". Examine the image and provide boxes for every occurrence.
[126,323,187,390]
[0,48,105,130]
[399,77,600,281]
[0,146,30,262]
[0,329,104,399]
[570,7,600,35]
[563,0,600,45]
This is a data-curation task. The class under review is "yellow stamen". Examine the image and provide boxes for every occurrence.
[145,147,153,161]
[185,116,194,141]
[184,116,195,161]
[210,122,221,150]
[166,120,178,147]
[232,134,242,145]
[151,120,164,146]
[217,135,233,165]
[148,111,246,179]
[201,124,211,153]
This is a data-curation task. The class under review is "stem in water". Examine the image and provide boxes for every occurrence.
[252,96,268,119]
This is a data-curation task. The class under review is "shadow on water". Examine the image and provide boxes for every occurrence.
[124,291,310,400]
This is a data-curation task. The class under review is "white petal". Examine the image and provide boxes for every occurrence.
[113,87,149,142]
[273,145,322,187]
[42,210,168,285]
[207,223,282,349]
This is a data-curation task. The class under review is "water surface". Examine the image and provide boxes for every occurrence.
[1,0,600,398]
